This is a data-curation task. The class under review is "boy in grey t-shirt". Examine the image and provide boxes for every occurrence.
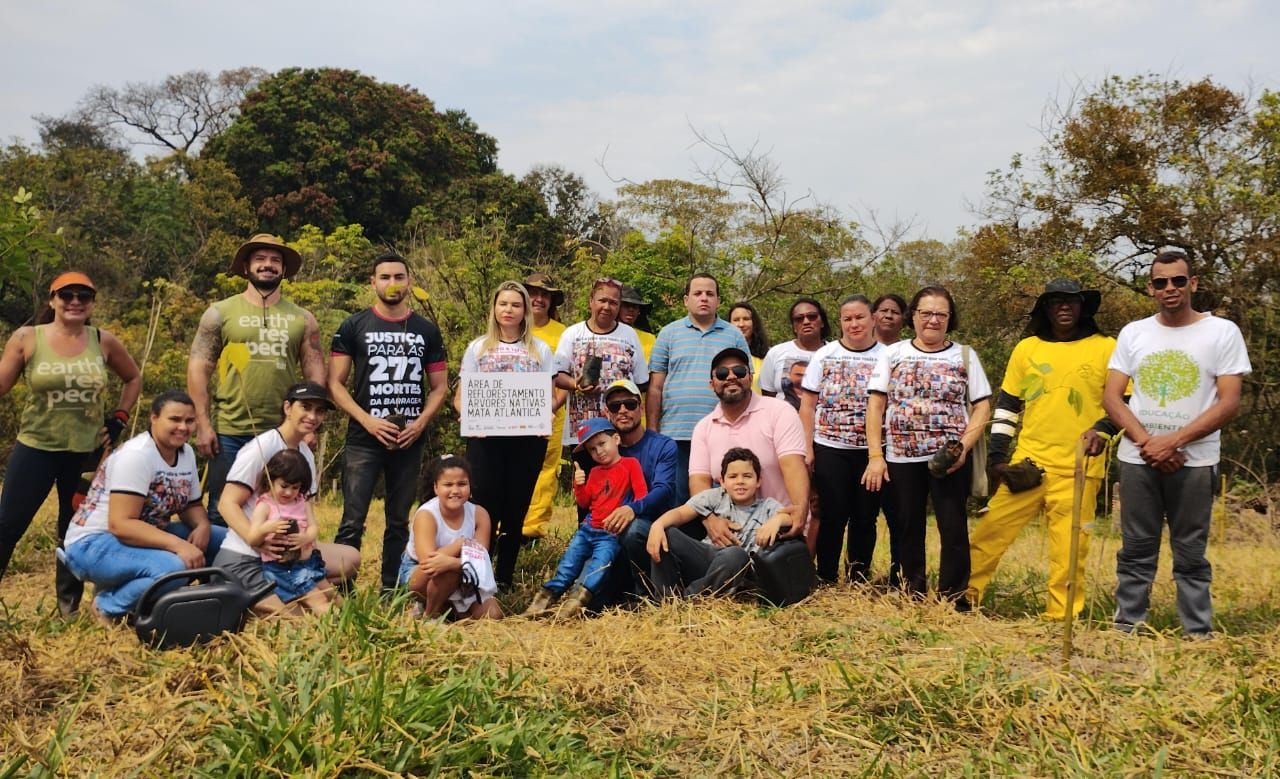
[645,447,794,597]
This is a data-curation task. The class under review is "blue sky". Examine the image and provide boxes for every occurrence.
[2,1,1276,239]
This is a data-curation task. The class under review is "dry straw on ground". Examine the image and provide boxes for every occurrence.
[3,496,1279,776]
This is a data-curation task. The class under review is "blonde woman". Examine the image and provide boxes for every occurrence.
[455,281,559,589]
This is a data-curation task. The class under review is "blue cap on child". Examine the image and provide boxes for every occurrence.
[573,417,617,451]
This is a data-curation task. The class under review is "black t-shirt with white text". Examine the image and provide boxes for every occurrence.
[331,308,447,448]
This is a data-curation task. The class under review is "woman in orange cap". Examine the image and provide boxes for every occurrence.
[0,272,141,616]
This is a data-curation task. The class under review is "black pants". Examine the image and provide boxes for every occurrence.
[886,459,971,604]
[812,444,881,583]
[0,442,90,614]
[467,435,547,588]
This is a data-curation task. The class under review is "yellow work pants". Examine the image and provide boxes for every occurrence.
[521,405,565,538]
[967,471,1100,620]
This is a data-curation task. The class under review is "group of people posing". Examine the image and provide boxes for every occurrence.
[0,237,1250,638]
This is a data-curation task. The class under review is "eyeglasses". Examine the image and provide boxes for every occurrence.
[914,310,950,321]
[713,365,750,380]
[605,398,640,412]
[593,277,623,291]
[791,312,820,323]
[56,289,95,303]
[1151,275,1189,291]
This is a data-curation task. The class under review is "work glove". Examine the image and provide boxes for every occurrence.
[928,439,964,478]
[103,410,130,446]
[1002,458,1045,493]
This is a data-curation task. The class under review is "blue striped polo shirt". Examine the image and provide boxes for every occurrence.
[649,316,749,440]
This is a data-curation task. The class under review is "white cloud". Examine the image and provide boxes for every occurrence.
[1,0,1276,239]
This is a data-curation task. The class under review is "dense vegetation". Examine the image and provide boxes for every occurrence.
[1,68,1277,489]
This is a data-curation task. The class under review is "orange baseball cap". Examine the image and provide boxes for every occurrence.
[50,272,96,293]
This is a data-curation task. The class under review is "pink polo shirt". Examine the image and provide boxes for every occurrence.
[690,393,807,506]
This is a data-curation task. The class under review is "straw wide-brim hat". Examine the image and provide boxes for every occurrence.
[523,272,565,307]
[230,233,302,279]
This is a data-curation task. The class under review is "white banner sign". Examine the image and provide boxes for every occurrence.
[459,372,553,437]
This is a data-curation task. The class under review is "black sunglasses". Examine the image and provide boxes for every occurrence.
[605,398,640,412]
[791,312,820,323]
[713,365,750,380]
[56,289,95,303]
[1151,275,1189,291]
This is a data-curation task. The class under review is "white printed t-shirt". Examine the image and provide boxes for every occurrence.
[801,340,883,449]
[1108,314,1251,467]
[867,340,992,463]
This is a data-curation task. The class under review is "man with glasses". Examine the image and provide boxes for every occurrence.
[187,234,326,526]
[967,279,1119,620]
[1104,248,1250,638]
[689,348,809,547]
[646,273,749,505]
[595,379,680,598]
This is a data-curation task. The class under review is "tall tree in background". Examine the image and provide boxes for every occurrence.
[977,74,1280,474]
[76,68,266,154]
[204,68,499,242]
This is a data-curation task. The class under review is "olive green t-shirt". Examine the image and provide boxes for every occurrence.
[19,325,108,452]
[212,295,307,435]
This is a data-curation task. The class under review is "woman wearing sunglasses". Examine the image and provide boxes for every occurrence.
[0,272,141,616]
[455,281,559,590]
[861,286,992,611]
[759,297,831,410]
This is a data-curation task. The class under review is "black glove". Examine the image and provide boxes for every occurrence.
[1002,458,1045,493]
[103,411,129,446]
[928,439,964,478]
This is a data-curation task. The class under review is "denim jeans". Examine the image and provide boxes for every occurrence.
[544,523,620,595]
[650,528,751,598]
[63,523,228,617]
[333,439,425,590]
[205,434,253,527]
[1115,462,1215,634]
[0,442,91,614]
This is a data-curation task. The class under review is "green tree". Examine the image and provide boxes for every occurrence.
[204,68,498,242]
[978,74,1280,474]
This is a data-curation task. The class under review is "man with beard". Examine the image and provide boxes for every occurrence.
[188,234,326,526]
[688,348,809,548]
[967,279,1118,620]
[596,379,679,598]
[328,253,448,593]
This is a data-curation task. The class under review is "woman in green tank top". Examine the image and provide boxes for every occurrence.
[0,272,141,616]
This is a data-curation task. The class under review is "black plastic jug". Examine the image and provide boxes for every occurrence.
[134,567,274,649]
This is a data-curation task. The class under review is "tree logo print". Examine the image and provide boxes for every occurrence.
[1136,350,1199,407]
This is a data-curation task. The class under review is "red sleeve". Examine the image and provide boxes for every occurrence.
[627,458,648,501]
[574,479,591,508]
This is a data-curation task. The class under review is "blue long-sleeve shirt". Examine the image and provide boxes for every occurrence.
[619,429,679,521]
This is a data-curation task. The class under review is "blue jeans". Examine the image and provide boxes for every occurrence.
[63,523,228,617]
[205,434,253,527]
[544,523,620,595]
[334,439,426,590]
[1115,462,1215,634]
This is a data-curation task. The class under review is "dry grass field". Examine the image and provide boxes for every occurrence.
[2,490,1279,777]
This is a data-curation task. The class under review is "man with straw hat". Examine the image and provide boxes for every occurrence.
[967,278,1119,619]
[188,233,326,526]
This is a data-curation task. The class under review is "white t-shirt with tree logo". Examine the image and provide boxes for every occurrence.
[1108,314,1251,467]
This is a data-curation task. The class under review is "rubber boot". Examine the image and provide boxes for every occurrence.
[555,585,592,620]
[522,587,559,618]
